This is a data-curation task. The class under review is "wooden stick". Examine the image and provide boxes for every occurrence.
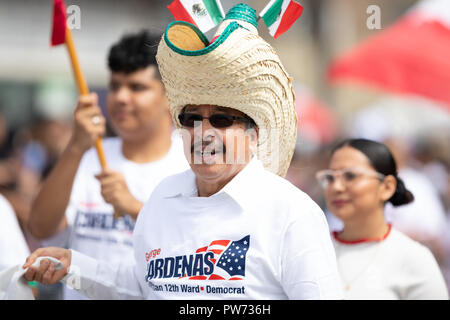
[64,27,121,219]
[64,27,107,167]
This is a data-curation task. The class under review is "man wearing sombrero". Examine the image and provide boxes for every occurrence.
[23,4,343,300]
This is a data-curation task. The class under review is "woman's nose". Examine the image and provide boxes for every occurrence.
[330,176,346,192]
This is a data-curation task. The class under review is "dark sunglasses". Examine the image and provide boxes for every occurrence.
[178,112,251,128]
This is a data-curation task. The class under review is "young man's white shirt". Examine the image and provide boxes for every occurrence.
[0,194,30,271]
[65,157,344,299]
[333,228,449,300]
[44,133,189,299]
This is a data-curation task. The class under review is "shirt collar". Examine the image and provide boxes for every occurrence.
[218,157,264,210]
[164,157,265,209]
[164,169,198,198]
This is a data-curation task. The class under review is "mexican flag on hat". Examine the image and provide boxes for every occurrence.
[168,0,225,33]
[157,3,298,177]
[259,0,304,39]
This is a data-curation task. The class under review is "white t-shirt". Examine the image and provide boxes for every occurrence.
[0,194,30,271]
[66,158,344,299]
[332,227,449,300]
[51,133,189,299]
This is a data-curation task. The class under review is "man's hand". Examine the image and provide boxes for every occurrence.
[95,168,143,219]
[23,247,72,286]
[68,93,106,154]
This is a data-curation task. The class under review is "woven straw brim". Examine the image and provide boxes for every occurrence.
[157,21,297,177]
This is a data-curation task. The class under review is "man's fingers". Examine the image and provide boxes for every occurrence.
[23,257,31,269]
[24,267,36,282]
[34,259,53,285]
[95,167,114,177]
[42,262,56,286]
[22,248,71,286]
[34,269,43,284]
[38,259,50,274]
[77,93,98,109]
[99,179,122,191]
[23,248,45,269]
[101,182,122,192]
[95,171,122,184]
[53,268,69,284]
[76,108,104,126]
[78,107,103,119]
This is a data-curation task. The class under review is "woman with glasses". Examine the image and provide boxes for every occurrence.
[316,138,448,300]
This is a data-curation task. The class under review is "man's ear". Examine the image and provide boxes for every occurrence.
[246,126,258,142]
[246,126,258,156]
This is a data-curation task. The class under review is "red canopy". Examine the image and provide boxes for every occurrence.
[295,87,339,145]
[328,0,450,110]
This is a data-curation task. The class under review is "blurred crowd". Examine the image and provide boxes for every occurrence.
[0,97,449,298]
[0,114,72,251]
[0,0,449,300]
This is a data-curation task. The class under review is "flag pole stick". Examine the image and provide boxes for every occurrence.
[64,27,107,169]
[65,27,122,219]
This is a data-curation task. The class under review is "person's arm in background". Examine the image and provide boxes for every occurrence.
[27,93,106,239]
[23,247,144,300]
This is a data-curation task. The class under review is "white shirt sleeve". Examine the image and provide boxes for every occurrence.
[399,245,449,300]
[0,194,30,271]
[62,250,145,300]
[281,200,343,300]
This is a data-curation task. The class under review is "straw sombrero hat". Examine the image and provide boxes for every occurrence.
[156,4,297,177]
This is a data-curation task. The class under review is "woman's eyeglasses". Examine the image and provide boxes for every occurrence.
[315,168,386,189]
[178,112,251,128]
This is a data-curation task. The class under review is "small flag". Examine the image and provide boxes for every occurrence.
[168,0,225,33]
[178,235,250,281]
[214,235,249,280]
[51,0,67,46]
[260,0,304,39]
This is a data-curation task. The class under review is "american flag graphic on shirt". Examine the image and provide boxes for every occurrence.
[182,235,250,280]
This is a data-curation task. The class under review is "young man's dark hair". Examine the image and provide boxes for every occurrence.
[108,30,161,78]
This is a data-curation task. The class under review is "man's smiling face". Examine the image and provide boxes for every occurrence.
[178,104,258,186]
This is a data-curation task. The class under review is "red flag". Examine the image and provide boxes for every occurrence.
[51,0,67,46]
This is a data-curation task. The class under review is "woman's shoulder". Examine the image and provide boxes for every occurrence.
[387,228,448,299]
[388,229,429,252]
[387,228,439,270]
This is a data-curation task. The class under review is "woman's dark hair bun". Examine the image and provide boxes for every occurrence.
[388,176,414,206]
[332,138,415,207]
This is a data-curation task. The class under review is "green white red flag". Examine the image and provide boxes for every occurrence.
[168,0,225,33]
[260,0,304,39]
